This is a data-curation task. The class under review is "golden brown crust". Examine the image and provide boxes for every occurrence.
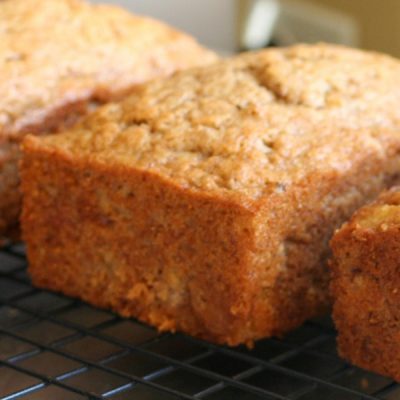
[22,44,400,345]
[41,44,400,198]
[330,187,400,381]
[0,0,217,241]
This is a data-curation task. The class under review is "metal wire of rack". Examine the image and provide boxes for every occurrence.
[1,244,399,400]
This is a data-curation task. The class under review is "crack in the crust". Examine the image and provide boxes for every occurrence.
[240,64,290,105]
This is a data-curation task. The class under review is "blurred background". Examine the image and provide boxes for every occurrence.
[91,0,399,57]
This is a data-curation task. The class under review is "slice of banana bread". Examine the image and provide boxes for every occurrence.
[331,187,400,380]
[0,0,216,242]
[21,44,400,346]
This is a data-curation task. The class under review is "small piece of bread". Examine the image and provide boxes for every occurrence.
[21,44,400,345]
[331,187,400,381]
[0,0,216,241]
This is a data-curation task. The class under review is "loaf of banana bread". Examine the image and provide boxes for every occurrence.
[331,187,400,380]
[21,44,400,345]
[0,0,216,241]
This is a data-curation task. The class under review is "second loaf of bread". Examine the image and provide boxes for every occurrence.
[22,44,400,345]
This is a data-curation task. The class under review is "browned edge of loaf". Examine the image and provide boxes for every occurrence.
[330,187,400,381]
[21,140,260,346]
[0,62,218,243]
[0,90,125,243]
[21,132,400,346]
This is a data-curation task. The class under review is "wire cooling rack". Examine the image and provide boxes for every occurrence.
[1,245,400,400]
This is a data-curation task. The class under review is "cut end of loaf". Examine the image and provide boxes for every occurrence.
[330,187,400,380]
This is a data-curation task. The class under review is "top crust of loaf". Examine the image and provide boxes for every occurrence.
[28,44,400,201]
[333,186,400,233]
[0,0,216,136]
